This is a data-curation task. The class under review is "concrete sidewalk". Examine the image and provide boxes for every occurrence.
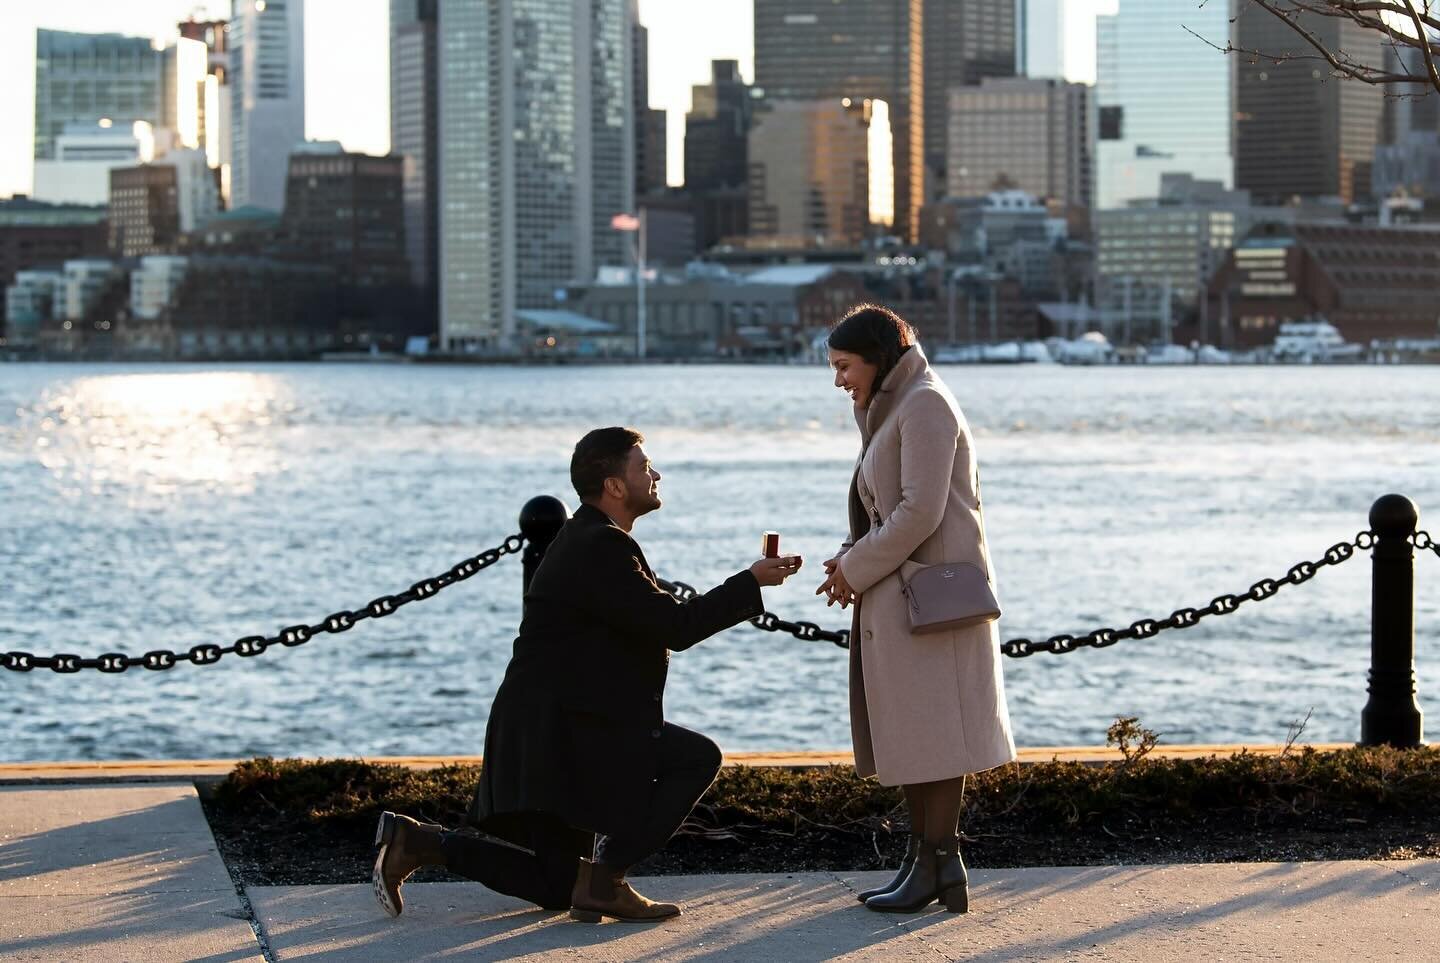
[1,782,1436,961]
[250,862,1438,962]
[0,782,262,961]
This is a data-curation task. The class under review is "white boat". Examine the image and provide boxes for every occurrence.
[930,343,985,364]
[1271,319,1365,363]
[1052,331,1115,365]
[930,341,1055,364]
[1142,344,1196,365]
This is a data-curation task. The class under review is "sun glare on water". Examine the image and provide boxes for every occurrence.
[29,372,291,497]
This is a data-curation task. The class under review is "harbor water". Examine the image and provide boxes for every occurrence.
[1,362,1436,761]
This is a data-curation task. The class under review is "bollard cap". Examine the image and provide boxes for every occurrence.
[520,495,571,544]
[1369,493,1418,538]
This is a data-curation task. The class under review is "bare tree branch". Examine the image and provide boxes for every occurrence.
[1400,0,1440,90]
[1199,0,1440,96]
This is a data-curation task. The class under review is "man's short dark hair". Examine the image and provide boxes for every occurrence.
[571,427,644,501]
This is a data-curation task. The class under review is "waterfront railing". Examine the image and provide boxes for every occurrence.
[3,494,1428,748]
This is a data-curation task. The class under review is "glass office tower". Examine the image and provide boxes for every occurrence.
[33,30,164,163]
[754,0,923,239]
[1095,0,1235,209]
[438,0,634,350]
[228,0,306,212]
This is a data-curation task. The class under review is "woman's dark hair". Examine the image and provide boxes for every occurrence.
[827,303,917,392]
[571,426,644,501]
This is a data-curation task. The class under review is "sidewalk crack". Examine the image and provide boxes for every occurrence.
[1383,860,1433,889]
[234,883,277,963]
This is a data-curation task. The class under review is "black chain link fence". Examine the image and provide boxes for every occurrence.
[1,535,525,673]
[665,529,1390,658]
[5,525,1432,675]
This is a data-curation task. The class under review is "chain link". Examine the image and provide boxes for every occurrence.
[660,529,1378,658]
[2,535,525,673]
[657,578,852,649]
[8,523,1422,675]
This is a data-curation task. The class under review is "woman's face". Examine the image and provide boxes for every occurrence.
[829,348,880,409]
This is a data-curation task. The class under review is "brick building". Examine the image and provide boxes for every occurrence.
[1204,221,1440,347]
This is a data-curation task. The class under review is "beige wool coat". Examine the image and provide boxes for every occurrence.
[836,345,1017,786]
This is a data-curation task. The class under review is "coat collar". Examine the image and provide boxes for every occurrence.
[858,344,929,442]
[574,502,621,530]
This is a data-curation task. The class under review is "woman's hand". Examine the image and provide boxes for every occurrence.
[815,558,857,608]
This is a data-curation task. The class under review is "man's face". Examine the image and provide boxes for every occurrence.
[618,445,662,517]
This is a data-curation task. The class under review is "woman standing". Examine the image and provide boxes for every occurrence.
[816,304,1016,914]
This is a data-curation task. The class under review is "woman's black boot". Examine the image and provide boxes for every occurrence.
[856,833,923,903]
[864,837,968,914]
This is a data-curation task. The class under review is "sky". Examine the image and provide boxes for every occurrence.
[0,0,1117,200]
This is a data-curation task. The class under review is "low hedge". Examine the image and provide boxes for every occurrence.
[203,723,1440,885]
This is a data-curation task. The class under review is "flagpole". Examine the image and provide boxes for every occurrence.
[637,208,647,361]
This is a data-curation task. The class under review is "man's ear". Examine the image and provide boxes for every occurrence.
[603,476,624,500]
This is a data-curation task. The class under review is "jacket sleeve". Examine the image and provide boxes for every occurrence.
[586,526,764,652]
[838,390,960,595]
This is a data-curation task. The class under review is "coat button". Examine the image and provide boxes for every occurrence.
[652,693,661,702]
[864,630,874,640]
[651,729,662,739]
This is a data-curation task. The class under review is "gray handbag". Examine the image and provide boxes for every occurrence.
[896,472,999,634]
[899,561,1000,634]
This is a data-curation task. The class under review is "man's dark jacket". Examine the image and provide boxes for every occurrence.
[467,503,762,847]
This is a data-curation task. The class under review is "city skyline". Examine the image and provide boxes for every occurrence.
[0,0,1121,200]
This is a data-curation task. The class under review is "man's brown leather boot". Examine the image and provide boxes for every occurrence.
[372,811,445,917]
[568,858,681,923]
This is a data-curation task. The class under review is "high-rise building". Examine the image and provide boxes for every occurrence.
[753,0,923,240]
[283,146,408,288]
[946,77,1094,218]
[1382,45,1440,147]
[390,0,440,326]
[748,99,872,245]
[922,0,1017,194]
[283,145,414,344]
[33,30,165,164]
[685,61,753,192]
[633,15,667,194]
[109,165,182,258]
[1234,6,1383,204]
[173,19,232,199]
[228,0,305,212]
[1096,0,1235,209]
[1020,0,1067,78]
[438,0,635,351]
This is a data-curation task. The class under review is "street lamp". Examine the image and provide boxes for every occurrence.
[611,210,647,360]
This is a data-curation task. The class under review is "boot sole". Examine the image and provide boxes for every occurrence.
[569,907,681,924]
[371,812,401,918]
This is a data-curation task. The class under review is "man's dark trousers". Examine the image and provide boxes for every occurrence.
[439,722,722,908]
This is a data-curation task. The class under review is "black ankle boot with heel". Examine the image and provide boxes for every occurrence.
[857,833,923,903]
[863,836,968,914]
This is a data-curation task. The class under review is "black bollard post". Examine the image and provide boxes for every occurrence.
[519,495,570,599]
[1359,494,1424,748]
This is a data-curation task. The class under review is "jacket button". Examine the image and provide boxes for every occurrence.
[864,630,874,640]
[652,693,661,702]
[651,729,662,739]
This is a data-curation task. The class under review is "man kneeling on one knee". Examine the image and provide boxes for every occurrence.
[373,427,802,922]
